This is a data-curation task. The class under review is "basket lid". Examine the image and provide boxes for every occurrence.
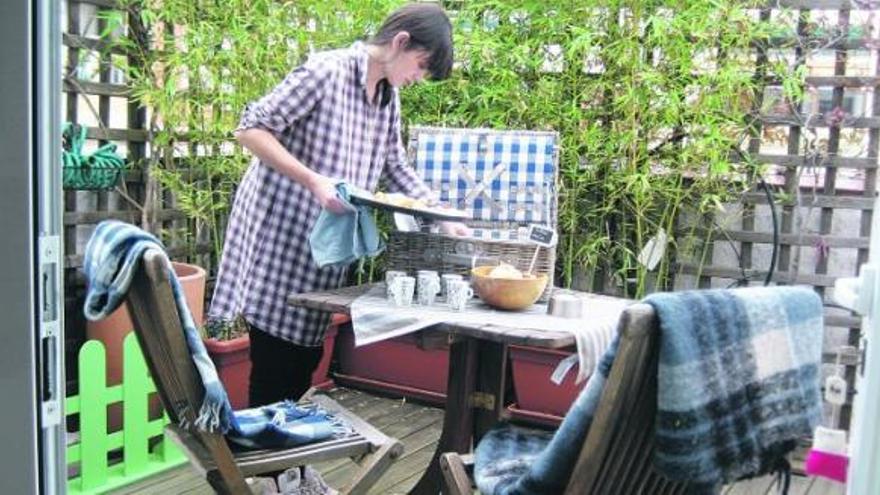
[409,127,559,227]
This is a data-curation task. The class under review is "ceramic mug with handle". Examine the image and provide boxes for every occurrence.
[447,279,474,311]
[440,273,463,299]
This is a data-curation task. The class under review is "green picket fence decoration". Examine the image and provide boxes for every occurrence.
[66,333,186,494]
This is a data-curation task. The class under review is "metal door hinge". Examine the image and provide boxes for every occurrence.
[470,392,496,411]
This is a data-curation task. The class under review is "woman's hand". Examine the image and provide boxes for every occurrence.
[438,221,471,237]
[307,174,352,214]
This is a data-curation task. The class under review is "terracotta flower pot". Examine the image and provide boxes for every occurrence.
[86,261,206,430]
[204,334,251,410]
[312,314,345,390]
[508,344,586,427]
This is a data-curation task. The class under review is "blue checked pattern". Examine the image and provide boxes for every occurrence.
[210,42,432,346]
[411,127,558,240]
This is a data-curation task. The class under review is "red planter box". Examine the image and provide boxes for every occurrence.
[205,315,343,409]
[312,314,345,390]
[334,324,449,406]
[509,345,586,427]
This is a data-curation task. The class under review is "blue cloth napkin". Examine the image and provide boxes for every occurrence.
[227,400,346,450]
[473,286,823,494]
[309,182,384,268]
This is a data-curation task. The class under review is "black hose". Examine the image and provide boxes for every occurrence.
[758,178,779,286]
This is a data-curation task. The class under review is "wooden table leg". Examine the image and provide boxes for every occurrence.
[410,337,479,495]
[473,341,508,443]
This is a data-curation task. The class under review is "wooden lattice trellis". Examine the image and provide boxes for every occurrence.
[674,1,879,430]
[62,0,214,391]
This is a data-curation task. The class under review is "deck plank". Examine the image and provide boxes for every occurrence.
[320,399,443,490]
[106,387,831,495]
[313,393,441,476]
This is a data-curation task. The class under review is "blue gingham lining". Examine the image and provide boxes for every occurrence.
[412,128,558,237]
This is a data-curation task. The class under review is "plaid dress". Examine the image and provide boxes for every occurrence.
[210,42,432,346]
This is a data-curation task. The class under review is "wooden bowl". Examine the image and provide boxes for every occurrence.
[470,266,548,311]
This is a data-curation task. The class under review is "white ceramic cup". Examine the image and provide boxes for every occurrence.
[447,279,474,311]
[440,273,464,298]
[389,275,415,307]
[417,272,441,306]
[385,270,408,300]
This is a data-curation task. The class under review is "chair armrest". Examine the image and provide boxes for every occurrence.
[440,452,474,495]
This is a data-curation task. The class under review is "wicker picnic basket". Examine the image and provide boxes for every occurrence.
[386,126,560,301]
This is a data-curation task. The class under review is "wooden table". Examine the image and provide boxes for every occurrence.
[288,284,603,494]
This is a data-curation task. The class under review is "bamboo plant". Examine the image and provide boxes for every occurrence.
[106,0,802,297]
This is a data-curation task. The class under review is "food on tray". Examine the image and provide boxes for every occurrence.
[374,191,428,210]
[368,191,467,219]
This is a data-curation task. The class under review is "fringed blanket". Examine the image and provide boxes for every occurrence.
[474,338,619,495]
[647,286,823,486]
[473,286,823,494]
[227,401,350,450]
[83,220,234,433]
[83,221,344,449]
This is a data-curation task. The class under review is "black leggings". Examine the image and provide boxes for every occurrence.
[247,324,324,407]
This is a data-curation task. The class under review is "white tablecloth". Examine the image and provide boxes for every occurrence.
[350,285,631,382]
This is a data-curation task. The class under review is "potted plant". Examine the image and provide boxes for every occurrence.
[202,313,344,409]
[202,315,251,409]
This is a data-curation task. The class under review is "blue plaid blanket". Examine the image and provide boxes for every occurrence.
[227,400,348,450]
[648,286,823,485]
[83,221,344,448]
[474,286,823,494]
[474,338,619,494]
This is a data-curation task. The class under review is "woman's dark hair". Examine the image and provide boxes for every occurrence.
[369,3,453,80]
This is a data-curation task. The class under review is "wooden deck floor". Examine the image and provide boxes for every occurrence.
[110,387,846,495]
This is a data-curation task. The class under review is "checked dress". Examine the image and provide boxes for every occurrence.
[209,42,432,346]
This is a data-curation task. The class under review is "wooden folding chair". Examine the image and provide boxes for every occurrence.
[125,249,403,494]
[439,303,697,494]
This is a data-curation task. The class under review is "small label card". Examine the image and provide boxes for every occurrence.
[527,224,558,247]
[526,224,558,274]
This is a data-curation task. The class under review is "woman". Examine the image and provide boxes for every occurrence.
[210,3,467,407]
